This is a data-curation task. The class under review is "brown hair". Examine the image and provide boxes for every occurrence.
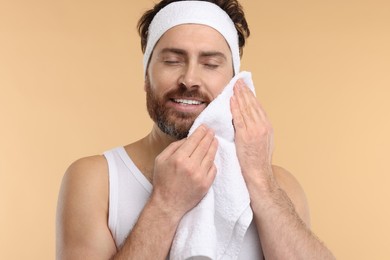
[137,0,250,58]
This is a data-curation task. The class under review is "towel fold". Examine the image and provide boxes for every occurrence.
[170,71,256,260]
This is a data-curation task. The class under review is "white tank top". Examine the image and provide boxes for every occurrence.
[104,147,263,259]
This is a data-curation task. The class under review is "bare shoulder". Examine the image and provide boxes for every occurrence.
[63,155,108,185]
[56,155,116,259]
[272,165,311,227]
[60,155,109,212]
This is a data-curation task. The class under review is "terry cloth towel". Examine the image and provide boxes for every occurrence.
[170,71,255,260]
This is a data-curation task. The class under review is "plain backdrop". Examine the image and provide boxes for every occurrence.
[1,0,389,259]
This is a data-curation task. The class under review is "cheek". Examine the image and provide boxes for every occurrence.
[149,60,170,80]
[150,71,179,92]
[208,75,232,98]
[147,73,177,99]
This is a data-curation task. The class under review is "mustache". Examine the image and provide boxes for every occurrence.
[163,85,211,103]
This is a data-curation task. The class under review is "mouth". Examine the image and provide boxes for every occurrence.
[172,98,204,105]
[167,98,207,114]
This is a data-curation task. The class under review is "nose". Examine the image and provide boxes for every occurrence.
[178,62,201,89]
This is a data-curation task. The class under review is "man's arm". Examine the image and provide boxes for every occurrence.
[230,79,335,259]
[113,126,218,259]
[253,166,333,259]
[56,156,117,259]
[56,126,218,260]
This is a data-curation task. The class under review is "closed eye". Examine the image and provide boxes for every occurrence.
[204,63,219,69]
[163,60,182,65]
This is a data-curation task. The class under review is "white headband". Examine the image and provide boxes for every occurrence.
[143,1,240,76]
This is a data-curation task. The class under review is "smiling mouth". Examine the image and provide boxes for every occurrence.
[172,98,204,105]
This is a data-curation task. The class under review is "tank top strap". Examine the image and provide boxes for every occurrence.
[103,148,119,240]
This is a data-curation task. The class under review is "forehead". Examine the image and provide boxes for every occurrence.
[153,24,232,54]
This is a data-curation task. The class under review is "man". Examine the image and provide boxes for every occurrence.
[56,0,335,259]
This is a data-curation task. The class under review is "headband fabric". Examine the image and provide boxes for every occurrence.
[143,1,240,76]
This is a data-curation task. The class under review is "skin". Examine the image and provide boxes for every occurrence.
[56,24,335,259]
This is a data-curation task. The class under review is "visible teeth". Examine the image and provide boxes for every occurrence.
[174,99,202,105]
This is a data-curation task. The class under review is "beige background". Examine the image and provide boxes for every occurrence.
[1,0,389,259]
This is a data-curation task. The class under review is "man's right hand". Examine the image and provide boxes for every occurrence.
[109,126,218,259]
[151,125,218,220]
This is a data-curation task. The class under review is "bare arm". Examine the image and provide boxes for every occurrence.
[113,126,218,259]
[56,126,218,259]
[230,79,335,260]
[111,195,181,259]
[56,156,117,259]
[252,166,333,260]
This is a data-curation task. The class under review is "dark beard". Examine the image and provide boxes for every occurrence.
[145,81,210,140]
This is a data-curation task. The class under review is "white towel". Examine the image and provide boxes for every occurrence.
[170,71,255,260]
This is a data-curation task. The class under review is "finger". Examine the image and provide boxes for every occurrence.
[205,163,217,188]
[234,80,261,122]
[239,80,270,121]
[233,79,250,110]
[234,80,269,126]
[230,95,246,130]
[233,80,254,126]
[175,124,208,157]
[189,129,216,162]
[200,137,218,171]
[202,139,218,188]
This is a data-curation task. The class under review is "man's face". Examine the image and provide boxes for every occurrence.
[145,24,234,139]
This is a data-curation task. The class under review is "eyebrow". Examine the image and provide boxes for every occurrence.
[159,48,227,61]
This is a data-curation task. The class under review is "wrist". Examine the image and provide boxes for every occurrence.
[247,176,293,214]
[243,167,277,197]
[148,191,184,225]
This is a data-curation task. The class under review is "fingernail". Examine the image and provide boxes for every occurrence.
[199,124,207,131]
[236,79,242,86]
[237,79,245,90]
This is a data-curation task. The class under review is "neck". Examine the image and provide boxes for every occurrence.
[126,124,179,183]
[144,124,179,157]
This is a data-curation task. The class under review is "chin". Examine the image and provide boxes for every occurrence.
[157,117,195,140]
